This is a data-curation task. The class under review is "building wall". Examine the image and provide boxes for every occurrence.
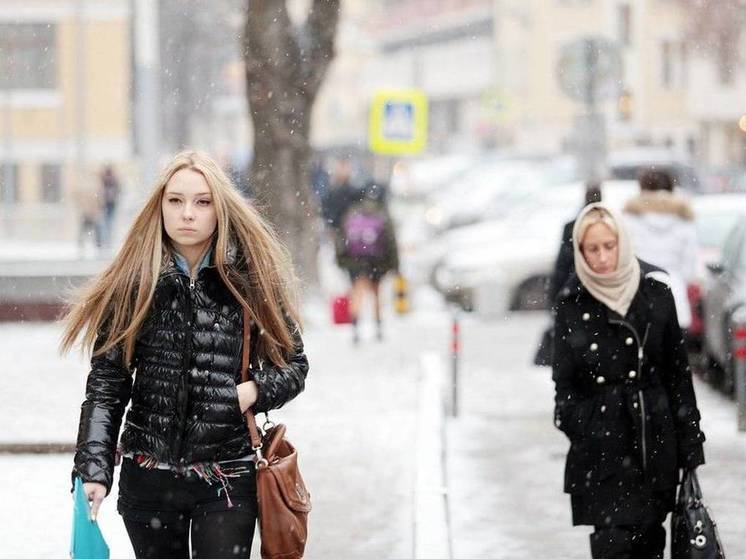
[0,0,133,242]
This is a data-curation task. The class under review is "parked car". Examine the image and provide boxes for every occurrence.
[389,153,475,201]
[424,154,578,232]
[431,180,639,313]
[702,214,746,394]
[688,194,746,348]
[607,148,704,192]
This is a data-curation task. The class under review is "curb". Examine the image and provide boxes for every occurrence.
[0,442,75,454]
[414,351,452,559]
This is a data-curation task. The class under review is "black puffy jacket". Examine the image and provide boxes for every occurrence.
[552,260,705,525]
[73,255,308,493]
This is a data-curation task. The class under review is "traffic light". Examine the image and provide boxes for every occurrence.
[618,90,633,121]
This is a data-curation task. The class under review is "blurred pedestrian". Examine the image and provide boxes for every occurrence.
[623,168,697,330]
[336,184,399,343]
[61,151,309,559]
[549,182,603,304]
[534,183,602,366]
[552,203,705,559]
[73,175,103,255]
[321,158,358,234]
[310,155,330,203]
[100,165,121,247]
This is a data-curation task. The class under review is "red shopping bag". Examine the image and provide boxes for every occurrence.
[332,295,352,324]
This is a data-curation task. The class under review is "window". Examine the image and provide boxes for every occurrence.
[718,59,734,86]
[737,226,746,270]
[0,163,19,204]
[679,42,688,87]
[661,40,673,88]
[0,23,56,89]
[722,223,744,271]
[40,163,62,203]
[618,4,632,47]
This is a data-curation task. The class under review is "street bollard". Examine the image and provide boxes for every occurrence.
[450,311,460,417]
[393,273,410,314]
[732,323,746,432]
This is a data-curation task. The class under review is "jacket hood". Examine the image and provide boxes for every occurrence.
[623,191,694,221]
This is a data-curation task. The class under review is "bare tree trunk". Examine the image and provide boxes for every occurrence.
[243,0,340,287]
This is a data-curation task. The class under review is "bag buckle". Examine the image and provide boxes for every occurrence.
[253,446,269,469]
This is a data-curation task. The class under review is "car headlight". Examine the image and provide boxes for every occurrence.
[425,206,444,227]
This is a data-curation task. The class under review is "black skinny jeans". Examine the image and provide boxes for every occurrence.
[118,457,257,559]
[124,510,256,559]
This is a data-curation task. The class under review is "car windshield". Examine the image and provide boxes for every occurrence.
[697,213,741,249]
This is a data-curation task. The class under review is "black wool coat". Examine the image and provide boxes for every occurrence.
[73,255,308,493]
[552,260,705,525]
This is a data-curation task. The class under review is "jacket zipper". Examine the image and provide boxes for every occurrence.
[173,274,196,461]
[609,317,649,471]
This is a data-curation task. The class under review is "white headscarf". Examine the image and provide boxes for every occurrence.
[572,202,641,317]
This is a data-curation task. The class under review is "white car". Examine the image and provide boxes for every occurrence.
[686,193,746,347]
[432,180,640,314]
[425,155,578,232]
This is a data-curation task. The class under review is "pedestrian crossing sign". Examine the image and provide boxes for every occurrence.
[369,90,428,155]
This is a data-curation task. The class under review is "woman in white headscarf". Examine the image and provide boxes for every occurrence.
[552,203,705,559]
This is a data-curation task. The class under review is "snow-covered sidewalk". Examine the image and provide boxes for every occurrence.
[0,298,450,558]
[446,312,746,559]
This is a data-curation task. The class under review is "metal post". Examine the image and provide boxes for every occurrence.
[1,38,14,207]
[450,311,460,417]
[134,0,162,186]
[732,323,746,431]
[74,0,87,188]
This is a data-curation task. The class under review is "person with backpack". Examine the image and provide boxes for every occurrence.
[336,185,399,343]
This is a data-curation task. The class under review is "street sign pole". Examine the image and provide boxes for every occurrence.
[557,37,622,184]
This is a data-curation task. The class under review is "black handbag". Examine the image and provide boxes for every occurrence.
[671,470,725,559]
[533,325,553,367]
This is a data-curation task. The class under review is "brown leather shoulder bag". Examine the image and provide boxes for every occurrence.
[241,309,311,559]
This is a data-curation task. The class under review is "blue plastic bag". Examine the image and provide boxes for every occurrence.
[70,477,110,559]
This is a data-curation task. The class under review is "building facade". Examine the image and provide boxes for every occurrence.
[0,0,133,242]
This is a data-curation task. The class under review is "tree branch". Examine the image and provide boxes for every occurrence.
[245,0,302,88]
[301,0,341,99]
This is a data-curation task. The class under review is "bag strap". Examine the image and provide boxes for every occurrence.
[688,469,703,501]
[241,308,263,452]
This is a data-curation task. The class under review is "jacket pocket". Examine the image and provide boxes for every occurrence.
[226,376,246,423]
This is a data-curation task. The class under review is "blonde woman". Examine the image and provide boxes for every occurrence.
[552,203,704,558]
[61,151,309,559]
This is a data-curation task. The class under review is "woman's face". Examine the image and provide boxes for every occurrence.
[581,222,619,274]
[162,168,218,251]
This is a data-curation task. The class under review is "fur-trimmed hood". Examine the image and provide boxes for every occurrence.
[623,191,694,221]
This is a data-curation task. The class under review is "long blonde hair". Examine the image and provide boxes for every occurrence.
[60,150,300,367]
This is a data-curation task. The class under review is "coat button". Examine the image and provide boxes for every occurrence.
[600,405,606,413]
[628,370,637,379]
[590,343,598,351]
[625,337,633,345]
[596,376,606,384]
[582,313,590,321]
[633,402,639,409]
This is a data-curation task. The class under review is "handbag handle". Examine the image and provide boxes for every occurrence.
[688,469,703,501]
[241,308,263,453]
[680,469,704,505]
